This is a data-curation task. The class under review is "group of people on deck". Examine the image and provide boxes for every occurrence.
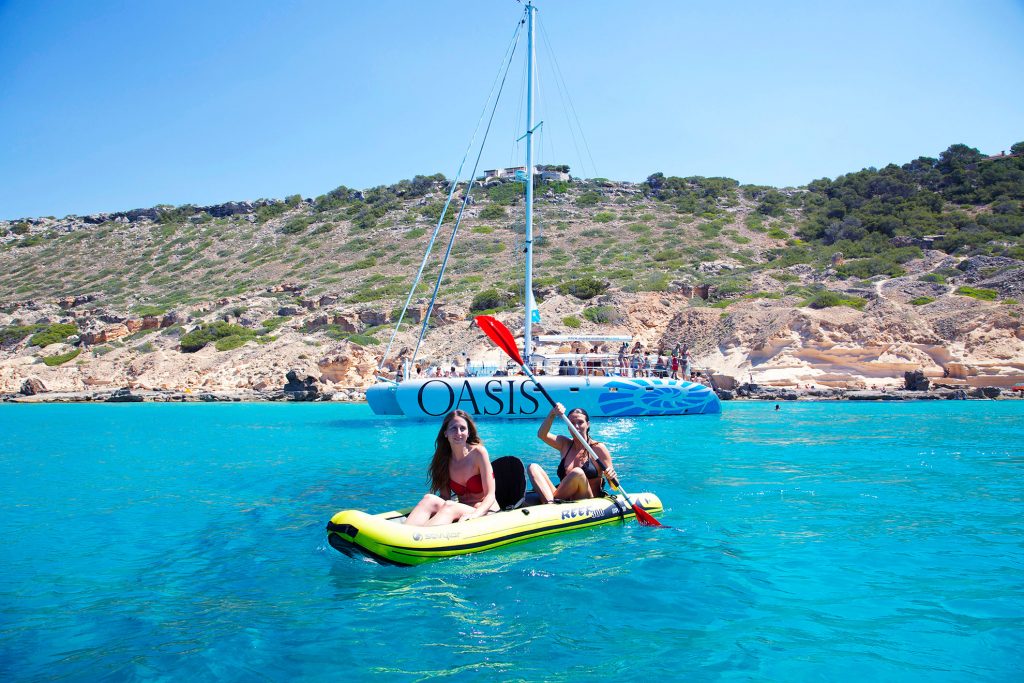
[616,341,693,379]
[403,404,615,527]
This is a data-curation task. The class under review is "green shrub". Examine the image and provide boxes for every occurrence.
[180,321,254,352]
[479,204,507,220]
[321,326,378,346]
[126,328,158,341]
[910,296,935,305]
[582,305,619,324]
[919,273,946,284]
[16,235,46,248]
[558,276,608,300]
[487,183,522,205]
[280,216,313,234]
[803,290,867,310]
[575,191,602,207]
[470,288,516,312]
[653,249,680,262]
[633,273,670,292]
[137,341,156,353]
[836,258,906,279]
[745,214,766,232]
[593,212,615,223]
[260,316,291,333]
[29,323,78,348]
[43,349,81,366]
[214,335,253,352]
[767,227,789,239]
[346,334,379,346]
[0,324,41,347]
[255,202,288,223]
[562,315,581,329]
[341,256,377,272]
[955,286,998,301]
[133,305,167,317]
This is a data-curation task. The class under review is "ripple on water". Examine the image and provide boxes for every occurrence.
[1,401,1023,679]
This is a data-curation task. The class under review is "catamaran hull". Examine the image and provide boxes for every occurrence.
[326,492,663,566]
[365,375,721,418]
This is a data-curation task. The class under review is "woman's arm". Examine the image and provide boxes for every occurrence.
[536,403,565,449]
[462,447,496,519]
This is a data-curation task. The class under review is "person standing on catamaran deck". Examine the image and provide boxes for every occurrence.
[528,403,616,504]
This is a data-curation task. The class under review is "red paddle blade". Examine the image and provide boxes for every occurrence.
[633,504,664,527]
[475,315,524,365]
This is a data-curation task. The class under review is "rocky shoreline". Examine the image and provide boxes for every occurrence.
[4,384,1018,404]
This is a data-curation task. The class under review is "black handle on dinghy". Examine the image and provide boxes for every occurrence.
[475,314,664,527]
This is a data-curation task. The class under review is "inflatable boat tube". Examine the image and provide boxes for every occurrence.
[326,492,663,566]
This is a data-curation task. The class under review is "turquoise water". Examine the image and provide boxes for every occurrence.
[1,401,1022,681]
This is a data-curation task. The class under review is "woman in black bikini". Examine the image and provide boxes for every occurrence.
[404,410,498,526]
[528,403,616,503]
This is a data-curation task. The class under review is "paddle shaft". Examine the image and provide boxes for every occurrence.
[472,314,661,525]
[519,366,654,517]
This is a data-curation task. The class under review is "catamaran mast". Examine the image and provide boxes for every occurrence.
[523,1,537,365]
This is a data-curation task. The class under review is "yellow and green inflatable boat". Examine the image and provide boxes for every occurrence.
[326,491,663,566]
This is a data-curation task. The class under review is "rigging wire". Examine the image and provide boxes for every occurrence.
[509,40,528,172]
[377,16,525,376]
[539,20,599,179]
[411,7,528,365]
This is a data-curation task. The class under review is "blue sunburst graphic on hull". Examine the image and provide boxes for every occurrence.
[596,379,719,416]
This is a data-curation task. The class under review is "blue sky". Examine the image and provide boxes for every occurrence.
[1,0,1022,220]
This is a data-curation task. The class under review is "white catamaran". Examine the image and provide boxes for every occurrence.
[366,2,720,419]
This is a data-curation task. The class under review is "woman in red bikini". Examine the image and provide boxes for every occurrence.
[404,410,498,526]
[527,403,616,503]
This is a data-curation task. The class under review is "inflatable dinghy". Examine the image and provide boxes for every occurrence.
[326,456,663,566]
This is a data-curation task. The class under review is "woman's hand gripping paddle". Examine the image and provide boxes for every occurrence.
[475,315,664,527]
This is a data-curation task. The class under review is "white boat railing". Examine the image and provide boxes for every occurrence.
[406,354,711,383]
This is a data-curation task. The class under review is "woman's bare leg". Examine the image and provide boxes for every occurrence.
[425,500,477,526]
[552,468,593,500]
[404,493,445,525]
[528,463,557,504]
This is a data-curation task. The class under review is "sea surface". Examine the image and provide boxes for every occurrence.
[1,401,1022,681]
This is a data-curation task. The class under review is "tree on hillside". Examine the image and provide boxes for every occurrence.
[937,144,983,173]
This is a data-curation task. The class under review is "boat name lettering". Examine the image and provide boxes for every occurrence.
[416,379,540,416]
[561,506,604,520]
[419,530,461,541]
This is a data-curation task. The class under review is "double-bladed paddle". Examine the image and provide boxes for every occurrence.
[475,314,664,527]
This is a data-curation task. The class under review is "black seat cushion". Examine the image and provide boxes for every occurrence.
[491,456,527,510]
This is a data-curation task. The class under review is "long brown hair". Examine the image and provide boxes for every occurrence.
[428,410,482,494]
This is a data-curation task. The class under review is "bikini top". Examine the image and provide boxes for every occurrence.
[556,441,602,481]
[450,472,491,497]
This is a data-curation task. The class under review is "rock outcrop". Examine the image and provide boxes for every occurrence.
[282,370,320,401]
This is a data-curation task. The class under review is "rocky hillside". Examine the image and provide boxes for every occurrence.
[2,144,1023,398]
